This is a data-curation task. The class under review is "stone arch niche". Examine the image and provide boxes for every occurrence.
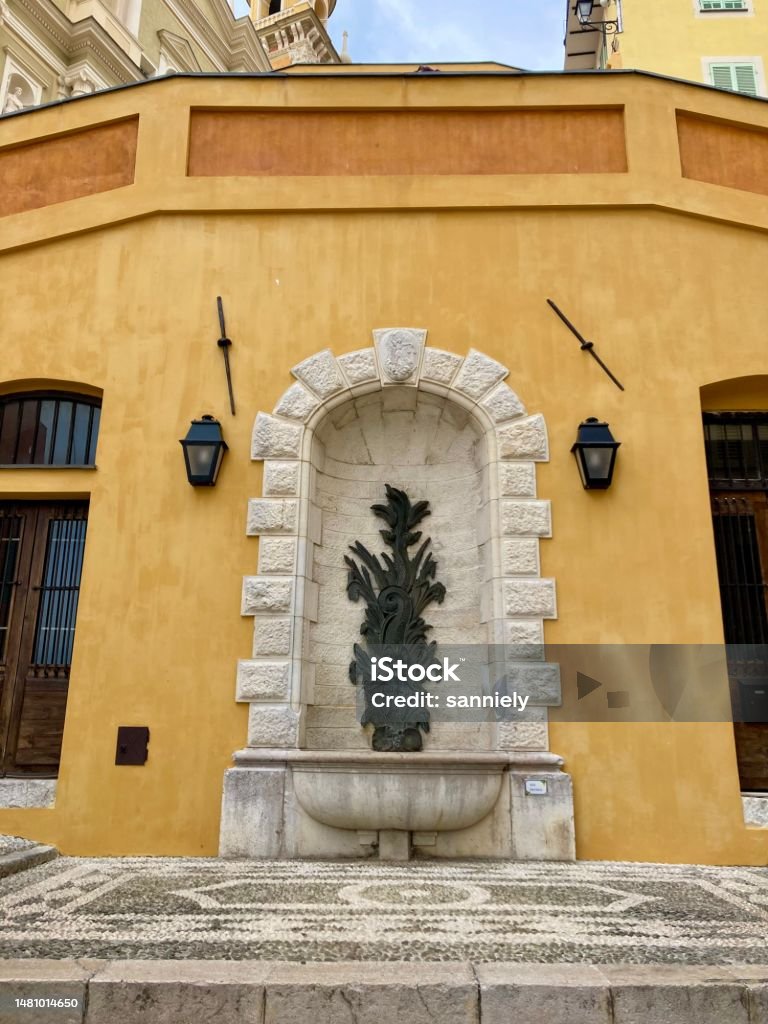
[219,329,575,861]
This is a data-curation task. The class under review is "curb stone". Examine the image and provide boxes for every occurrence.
[0,845,57,880]
[0,961,767,1023]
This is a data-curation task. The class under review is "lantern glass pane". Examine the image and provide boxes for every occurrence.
[187,443,218,480]
[584,447,614,482]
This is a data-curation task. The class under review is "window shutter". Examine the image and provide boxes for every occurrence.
[710,64,737,89]
[709,62,759,95]
[700,1,748,10]
[734,63,758,95]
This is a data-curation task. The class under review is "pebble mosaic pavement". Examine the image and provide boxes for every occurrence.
[1,858,768,963]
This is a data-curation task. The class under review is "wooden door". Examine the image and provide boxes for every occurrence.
[0,501,88,776]
[711,494,768,790]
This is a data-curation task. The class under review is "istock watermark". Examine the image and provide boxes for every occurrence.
[370,656,462,684]
[349,644,764,724]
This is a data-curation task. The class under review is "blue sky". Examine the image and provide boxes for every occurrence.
[326,0,566,70]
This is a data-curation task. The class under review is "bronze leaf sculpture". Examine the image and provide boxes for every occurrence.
[345,484,446,751]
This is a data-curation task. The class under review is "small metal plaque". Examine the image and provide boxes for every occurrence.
[115,726,150,766]
[525,779,548,796]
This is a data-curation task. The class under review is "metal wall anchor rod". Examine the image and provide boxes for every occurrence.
[546,298,625,392]
[216,296,236,416]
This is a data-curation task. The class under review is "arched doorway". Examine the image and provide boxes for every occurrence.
[702,376,768,791]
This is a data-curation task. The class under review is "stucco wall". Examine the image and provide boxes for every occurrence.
[618,0,768,89]
[0,72,767,863]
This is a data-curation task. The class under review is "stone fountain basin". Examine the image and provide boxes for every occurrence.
[235,749,511,833]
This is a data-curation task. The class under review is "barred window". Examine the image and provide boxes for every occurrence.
[0,392,101,467]
[704,413,768,489]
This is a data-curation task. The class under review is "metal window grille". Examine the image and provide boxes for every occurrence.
[704,414,768,490]
[32,517,88,667]
[711,497,768,644]
[0,393,101,467]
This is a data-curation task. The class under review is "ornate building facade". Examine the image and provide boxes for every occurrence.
[0,0,338,113]
[1,65,768,864]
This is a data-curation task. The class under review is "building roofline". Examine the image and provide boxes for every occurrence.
[2,65,767,124]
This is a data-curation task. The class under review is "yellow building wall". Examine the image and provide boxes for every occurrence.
[0,73,767,864]
[618,0,768,90]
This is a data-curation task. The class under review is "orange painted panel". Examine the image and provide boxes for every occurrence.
[188,108,627,177]
[678,112,768,196]
[0,118,138,218]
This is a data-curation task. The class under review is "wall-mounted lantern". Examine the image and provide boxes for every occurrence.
[180,415,228,486]
[576,0,596,23]
[571,417,620,490]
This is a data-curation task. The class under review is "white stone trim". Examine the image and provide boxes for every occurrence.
[240,329,558,753]
[0,778,56,808]
[742,793,768,827]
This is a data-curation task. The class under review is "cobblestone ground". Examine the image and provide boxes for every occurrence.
[1,857,767,963]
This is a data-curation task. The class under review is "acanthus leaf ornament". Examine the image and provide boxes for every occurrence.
[345,485,446,751]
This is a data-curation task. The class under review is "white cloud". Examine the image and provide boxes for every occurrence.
[331,0,567,70]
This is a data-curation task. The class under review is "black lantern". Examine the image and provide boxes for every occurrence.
[576,0,594,24]
[180,415,228,486]
[571,417,620,490]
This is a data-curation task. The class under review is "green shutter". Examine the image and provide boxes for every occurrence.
[709,61,759,95]
[734,64,758,95]
[710,64,737,89]
[700,1,748,10]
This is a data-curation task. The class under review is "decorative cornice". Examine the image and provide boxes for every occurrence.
[9,0,142,81]
[163,0,272,71]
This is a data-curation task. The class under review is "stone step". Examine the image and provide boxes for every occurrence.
[0,843,57,880]
[0,960,766,1024]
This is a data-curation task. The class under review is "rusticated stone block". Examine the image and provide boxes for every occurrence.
[258,538,297,575]
[292,350,345,399]
[263,461,301,497]
[247,704,301,747]
[236,661,291,702]
[252,414,302,460]
[501,499,552,537]
[481,382,526,423]
[273,383,321,422]
[478,963,612,1024]
[421,348,463,384]
[497,414,549,461]
[242,578,293,616]
[253,618,293,657]
[247,499,298,536]
[502,619,544,646]
[501,538,540,575]
[453,349,508,399]
[264,962,478,1024]
[502,661,561,705]
[338,349,378,385]
[503,579,557,618]
[499,462,537,497]
[497,720,549,750]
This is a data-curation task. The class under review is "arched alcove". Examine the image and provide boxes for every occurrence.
[238,329,558,753]
[221,328,575,861]
[307,386,493,750]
